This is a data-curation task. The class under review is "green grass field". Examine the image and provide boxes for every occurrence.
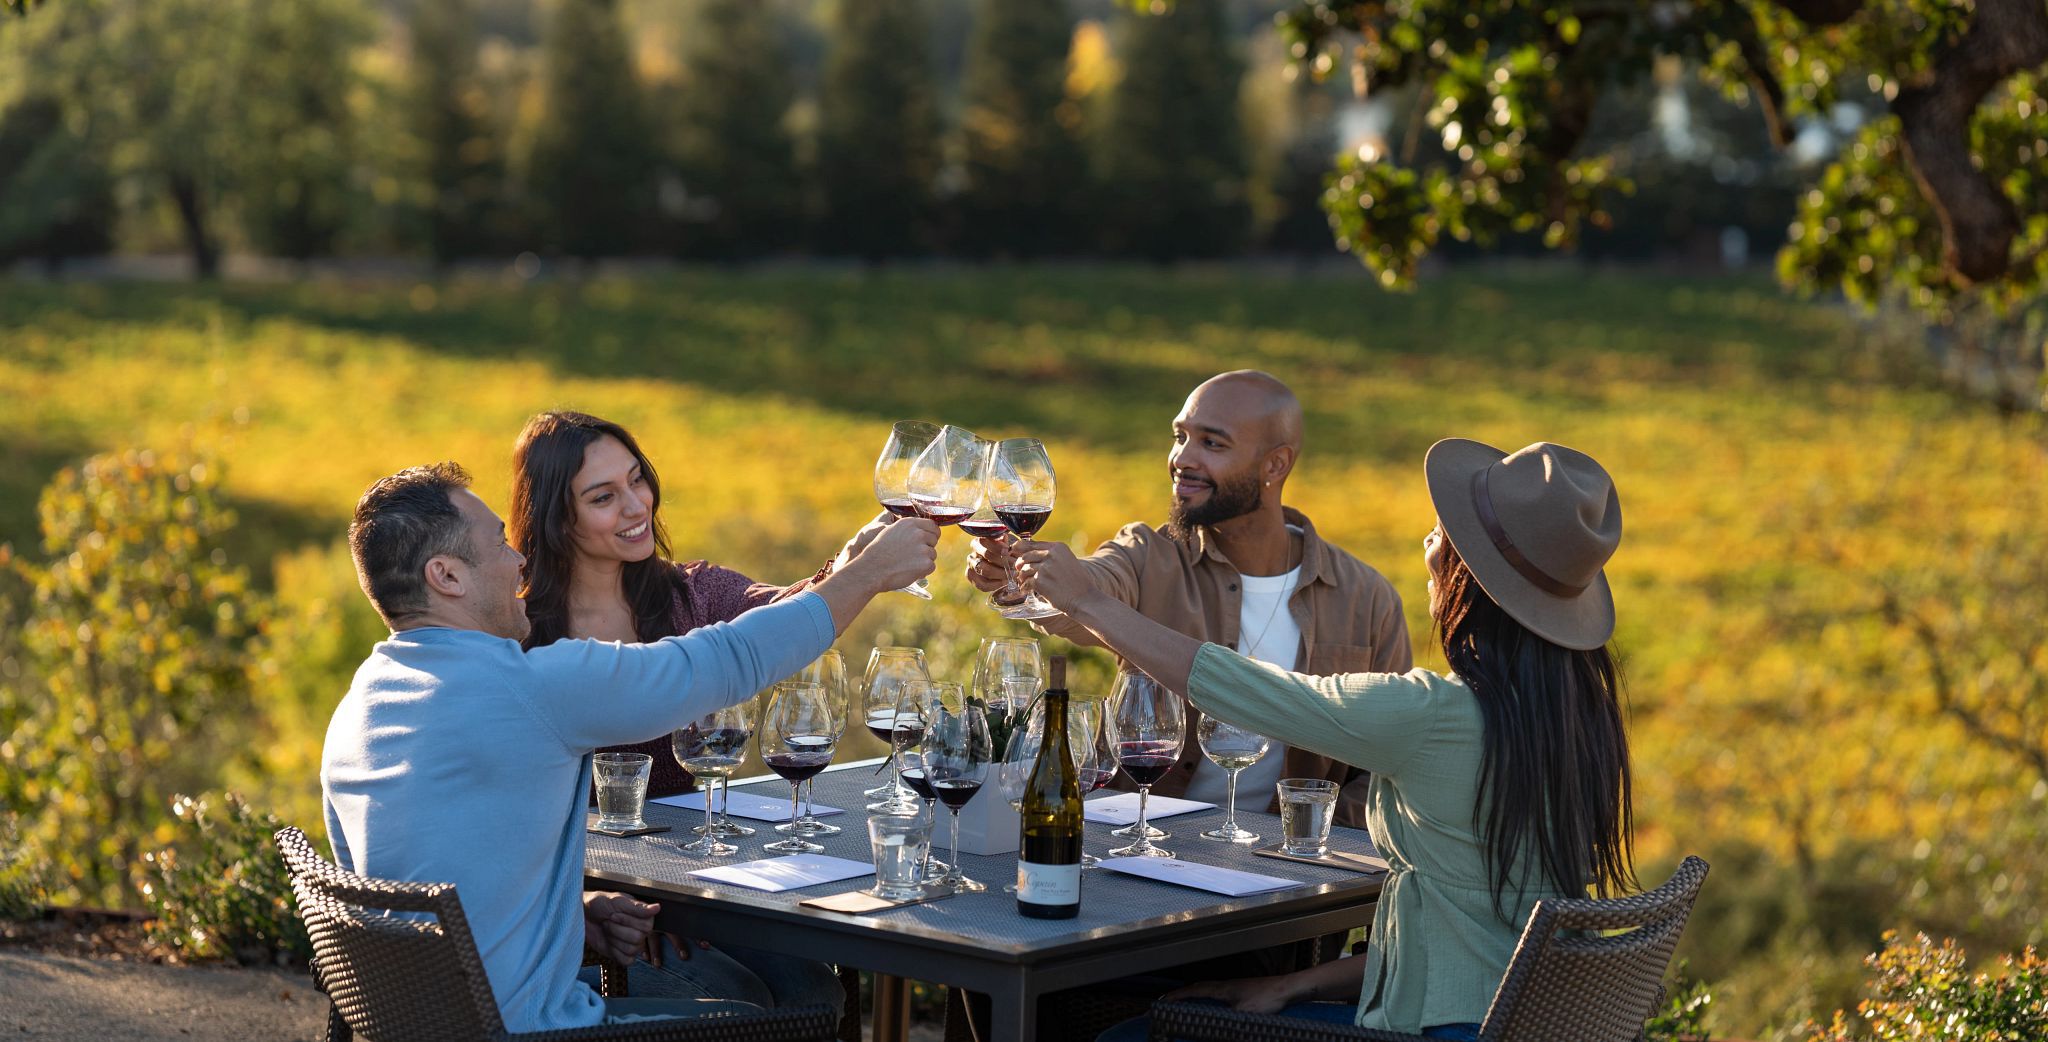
[3,267,2043,1038]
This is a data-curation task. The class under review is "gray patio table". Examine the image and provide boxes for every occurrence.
[584,759,1384,1042]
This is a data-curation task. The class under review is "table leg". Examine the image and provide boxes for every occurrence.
[989,977,1036,1042]
[872,974,912,1042]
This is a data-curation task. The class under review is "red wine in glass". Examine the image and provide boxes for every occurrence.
[1117,739,1178,786]
[959,518,1009,539]
[933,777,982,809]
[1079,766,1116,793]
[880,497,920,519]
[900,766,938,802]
[995,503,1052,537]
[763,750,833,782]
[865,709,899,744]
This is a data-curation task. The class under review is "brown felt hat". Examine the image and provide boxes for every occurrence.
[1425,438,1621,651]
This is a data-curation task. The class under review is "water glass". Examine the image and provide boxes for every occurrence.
[593,752,651,831]
[867,812,932,901]
[1277,778,1339,857]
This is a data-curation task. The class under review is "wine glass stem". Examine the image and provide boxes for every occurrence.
[701,786,716,845]
[1135,785,1152,853]
[802,778,815,823]
[948,808,963,877]
[920,799,936,877]
[789,781,802,827]
[1222,768,1239,832]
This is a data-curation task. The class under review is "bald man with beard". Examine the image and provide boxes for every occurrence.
[971,370,1412,829]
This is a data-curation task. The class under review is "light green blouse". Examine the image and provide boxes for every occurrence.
[1187,642,1570,1032]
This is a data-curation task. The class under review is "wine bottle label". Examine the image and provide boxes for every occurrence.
[1015,861,1081,905]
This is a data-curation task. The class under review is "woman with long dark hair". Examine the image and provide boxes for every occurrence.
[510,409,880,1014]
[1020,440,1635,1042]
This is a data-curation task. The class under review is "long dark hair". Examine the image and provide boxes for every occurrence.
[1430,530,1636,918]
[510,411,678,649]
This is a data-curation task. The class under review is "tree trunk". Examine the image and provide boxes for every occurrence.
[167,173,219,280]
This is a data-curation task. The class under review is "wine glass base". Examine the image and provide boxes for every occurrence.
[762,837,824,854]
[940,875,986,893]
[996,596,1062,621]
[680,837,737,857]
[1080,852,1100,868]
[1109,822,1168,840]
[1107,842,1175,859]
[776,818,843,836]
[710,819,756,837]
[897,580,933,600]
[1200,827,1262,845]
[867,798,920,815]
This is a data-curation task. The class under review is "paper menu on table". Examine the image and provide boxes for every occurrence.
[651,789,844,822]
[1095,856,1304,896]
[1082,792,1213,826]
[687,854,874,892]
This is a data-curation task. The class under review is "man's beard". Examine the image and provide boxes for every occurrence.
[1164,470,1263,539]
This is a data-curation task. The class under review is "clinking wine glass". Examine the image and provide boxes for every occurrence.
[761,682,836,855]
[918,683,992,893]
[1197,715,1270,845]
[873,420,942,599]
[987,438,1058,620]
[673,700,754,857]
[1108,671,1183,859]
[778,650,847,839]
[862,646,931,805]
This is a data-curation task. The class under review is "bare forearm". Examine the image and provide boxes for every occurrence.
[1059,589,1203,692]
[1287,952,1367,1002]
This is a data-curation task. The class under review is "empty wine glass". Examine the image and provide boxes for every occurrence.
[873,421,942,599]
[919,683,992,893]
[974,637,1042,746]
[1108,672,1183,859]
[672,700,754,857]
[1197,715,1271,845]
[778,650,847,839]
[1074,699,1117,868]
[762,682,836,855]
[994,712,1043,894]
[987,438,1058,620]
[862,646,931,806]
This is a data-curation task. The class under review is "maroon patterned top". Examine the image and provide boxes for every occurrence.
[601,560,818,797]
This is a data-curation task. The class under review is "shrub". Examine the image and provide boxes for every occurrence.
[0,812,47,921]
[1643,968,1715,1042]
[1806,931,2047,1042]
[140,792,309,966]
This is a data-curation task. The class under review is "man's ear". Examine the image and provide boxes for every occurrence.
[1262,445,1297,487]
[423,555,467,599]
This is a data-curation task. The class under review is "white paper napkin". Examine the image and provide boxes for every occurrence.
[1095,856,1304,896]
[1083,792,1214,826]
[687,853,875,892]
[651,789,845,822]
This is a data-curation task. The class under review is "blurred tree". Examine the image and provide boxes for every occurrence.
[0,93,116,271]
[0,448,264,907]
[408,0,510,266]
[1100,0,1250,260]
[1277,0,2047,317]
[527,0,659,259]
[956,0,1087,258]
[816,0,939,259]
[666,0,801,260]
[230,0,369,264]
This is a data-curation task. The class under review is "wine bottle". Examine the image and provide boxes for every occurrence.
[1016,656,1083,919]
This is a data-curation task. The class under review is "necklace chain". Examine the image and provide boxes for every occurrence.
[1240,572,1297,659]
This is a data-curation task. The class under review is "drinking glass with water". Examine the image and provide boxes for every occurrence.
[593,752,652,831]
[1277,778,1339,857]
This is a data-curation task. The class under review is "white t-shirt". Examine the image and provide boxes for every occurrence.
[1183,562,1300,807]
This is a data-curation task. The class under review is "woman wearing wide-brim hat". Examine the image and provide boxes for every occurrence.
[1019,439,1637,1042]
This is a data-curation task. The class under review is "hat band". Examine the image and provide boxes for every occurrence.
[1472,468,1590,599]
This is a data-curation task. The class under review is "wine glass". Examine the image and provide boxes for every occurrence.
[908,425,988,530]
[919,682,992,893]
[893,681,945,882]
[873,421,942,599]
[778,650,847,839]
[973,636,1042,745]
[1197,715,1271,845]
[994,712,1043,893]
[1108,672,1183,859]
[762,682,836,855]
[672,700,755,857]
[1074,699,1118,868]
[987,438,1058,620]
[862,646,931,806]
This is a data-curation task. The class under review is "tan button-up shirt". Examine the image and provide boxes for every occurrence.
[1031,507,1413,828]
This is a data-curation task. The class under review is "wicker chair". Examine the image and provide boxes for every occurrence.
[275,827,838,1042]
[1149,855,1710,1042]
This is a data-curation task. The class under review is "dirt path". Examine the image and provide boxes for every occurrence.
[0,950,328,1041]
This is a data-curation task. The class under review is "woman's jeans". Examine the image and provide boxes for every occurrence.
[1096,999,1481,1042]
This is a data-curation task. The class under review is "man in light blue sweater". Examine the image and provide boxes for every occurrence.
[321,462,937,1032]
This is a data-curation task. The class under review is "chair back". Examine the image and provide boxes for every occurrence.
[276,826,508,1042]
[1478,855,1710,1042]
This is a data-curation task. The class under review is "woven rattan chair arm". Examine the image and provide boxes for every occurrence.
[510,1004,838,1042]
[1148,1001,1428,1042]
